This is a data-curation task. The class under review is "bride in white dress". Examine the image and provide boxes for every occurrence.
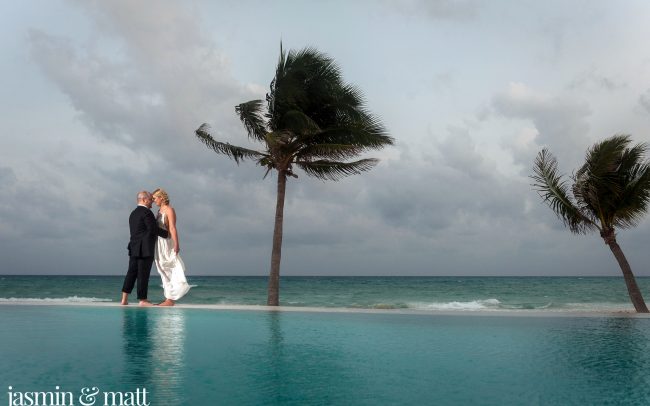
[152,188,190,306]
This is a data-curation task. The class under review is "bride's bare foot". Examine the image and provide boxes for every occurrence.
[138,300,154,307]
[158,299,175,307]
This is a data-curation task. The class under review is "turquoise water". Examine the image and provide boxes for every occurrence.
[2,305,650,405]
[2,275,650,312]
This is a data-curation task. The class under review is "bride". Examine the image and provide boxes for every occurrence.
[152,188,190,306]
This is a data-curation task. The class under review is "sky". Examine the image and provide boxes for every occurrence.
[2,0,650,276]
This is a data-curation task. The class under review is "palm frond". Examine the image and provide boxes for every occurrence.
[531,149,597,233]
[267,42,294,128]
[580,135,629,190]
[571,170,603,224]
[618,142,648,177]
[586,134,631,163]
[613,160,650,229]
[293,47,341,86]
[331,84,366,120]
[315,119,394,150]
[296,144,366,160]
[235,100,267,142]
[221,44,393,183]
[195,124,266,164]
[268,47,343,130]
[295,159,378,181]
[572,135,632,222]
[278,110,321,136]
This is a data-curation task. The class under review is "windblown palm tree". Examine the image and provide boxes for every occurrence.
[532,135,650,312]
[196,46,394,306]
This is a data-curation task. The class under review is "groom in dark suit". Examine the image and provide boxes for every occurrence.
[121,191,169,306]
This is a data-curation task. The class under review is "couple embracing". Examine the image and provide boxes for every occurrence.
[121,189,190,306]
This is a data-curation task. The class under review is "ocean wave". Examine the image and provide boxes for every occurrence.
[0,296,112,303]
[403,300,634,312]
[499,302,554,310]
[407,299,501,311]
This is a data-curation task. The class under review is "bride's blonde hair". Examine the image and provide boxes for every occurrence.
[152,188,170,205]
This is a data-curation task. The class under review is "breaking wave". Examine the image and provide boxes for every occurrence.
[406,299,502,311]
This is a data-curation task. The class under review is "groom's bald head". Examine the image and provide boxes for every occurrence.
[137,191,153,207]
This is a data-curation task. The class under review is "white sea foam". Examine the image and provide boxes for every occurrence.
[407,299,501,311]
[499,302,554,310]
[0,296,112,303]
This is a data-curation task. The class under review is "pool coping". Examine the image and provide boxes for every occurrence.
[1,301,649,318]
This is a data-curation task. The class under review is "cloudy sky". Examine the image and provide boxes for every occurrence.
[2,0,650,276]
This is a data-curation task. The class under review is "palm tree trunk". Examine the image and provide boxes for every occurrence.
[267,170,287,306]
[605,237,649,313]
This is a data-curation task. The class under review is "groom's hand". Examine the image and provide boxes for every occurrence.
[159,228,170,239]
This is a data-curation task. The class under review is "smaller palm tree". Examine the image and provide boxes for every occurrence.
[532,135,650,313]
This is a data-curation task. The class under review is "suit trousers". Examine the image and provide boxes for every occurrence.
[122,256,155,300]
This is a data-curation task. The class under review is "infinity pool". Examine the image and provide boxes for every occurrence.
[2,305,650,405]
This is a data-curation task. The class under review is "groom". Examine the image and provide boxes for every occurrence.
[121,191,169,306]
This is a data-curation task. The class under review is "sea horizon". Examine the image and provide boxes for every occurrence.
[3,274,649,277]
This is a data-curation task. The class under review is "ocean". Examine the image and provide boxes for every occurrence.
[1,275,649,312]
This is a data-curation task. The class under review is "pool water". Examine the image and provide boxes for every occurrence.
[2,305,650,405]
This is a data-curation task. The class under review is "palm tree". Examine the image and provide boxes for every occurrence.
[532,135,650,312]
[195,46,394,306]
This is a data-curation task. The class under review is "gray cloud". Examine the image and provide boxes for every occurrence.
[491,82,592,168]
[430,71,456,92]
[363,128,531,244]
[5,0,650,278]
[0,167,16,186]
[386,0,479,21]
[28,1,257,173]
[639,89,650,115]
[437,126,496,180]
[567,69,626,92]
[10,0,278,275]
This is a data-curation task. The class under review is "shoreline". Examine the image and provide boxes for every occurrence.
[0,300,647,318]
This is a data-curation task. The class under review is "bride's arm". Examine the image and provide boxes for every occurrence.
[167,207,180,254]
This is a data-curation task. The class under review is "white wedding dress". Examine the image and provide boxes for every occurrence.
[154,212,190,300]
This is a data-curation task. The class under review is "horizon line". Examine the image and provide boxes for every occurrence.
[1,274,645,278]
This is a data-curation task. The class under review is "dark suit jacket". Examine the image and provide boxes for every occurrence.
[127,206,169,258]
